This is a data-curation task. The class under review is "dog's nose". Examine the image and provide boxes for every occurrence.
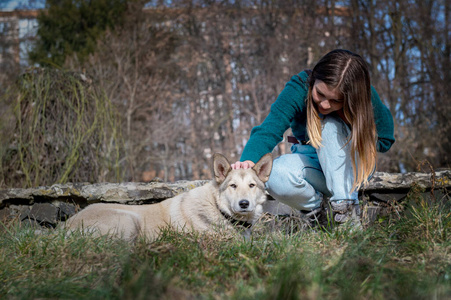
[239,200,250,209]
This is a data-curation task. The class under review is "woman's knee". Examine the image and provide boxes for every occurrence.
[265,154,323,210]
[321,115,350,139]
[266,155,307,198]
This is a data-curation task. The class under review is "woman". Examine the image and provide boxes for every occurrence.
[232,49,395,226]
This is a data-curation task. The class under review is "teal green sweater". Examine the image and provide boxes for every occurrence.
[240,71,395,163]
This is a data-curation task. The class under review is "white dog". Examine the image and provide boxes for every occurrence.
[64,153,273,241]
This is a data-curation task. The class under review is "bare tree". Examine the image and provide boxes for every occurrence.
[62,0,451,183]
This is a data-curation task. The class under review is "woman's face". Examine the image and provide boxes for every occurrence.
[312,80,344,115]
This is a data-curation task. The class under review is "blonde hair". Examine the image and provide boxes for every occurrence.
[306,49,377,191]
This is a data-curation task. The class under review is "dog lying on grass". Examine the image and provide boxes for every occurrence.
[64,153,273,241]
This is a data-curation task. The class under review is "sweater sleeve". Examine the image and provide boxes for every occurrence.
[240,72,309,163]
[371,86,395,153]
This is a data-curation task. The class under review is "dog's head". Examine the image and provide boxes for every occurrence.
[213,153,273,224]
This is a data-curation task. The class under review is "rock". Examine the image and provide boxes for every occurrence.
[363,206,382,225]
[28,203,59,225]
[0,180,210,206]
[10,204,31,221]
[0,207,10,222]
[262,199,295,216]
[365,192,407,203]
[57,202,77,220]
[0,170,449,227]
[365,170,451,190]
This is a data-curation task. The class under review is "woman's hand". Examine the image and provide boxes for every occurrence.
[231,160,255,170]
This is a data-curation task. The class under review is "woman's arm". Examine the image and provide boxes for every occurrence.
[370,86,396,153]
[240,71,310,163]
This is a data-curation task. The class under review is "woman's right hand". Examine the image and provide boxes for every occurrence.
[231,160,255,170]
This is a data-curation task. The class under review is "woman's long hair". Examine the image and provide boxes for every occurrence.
[306,49,377,191]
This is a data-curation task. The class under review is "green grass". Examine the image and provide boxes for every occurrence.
[1,192,451,299]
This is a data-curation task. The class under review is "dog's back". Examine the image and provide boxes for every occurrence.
[65,203,142,240]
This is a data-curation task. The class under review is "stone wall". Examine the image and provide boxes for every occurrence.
[0,171,450,227]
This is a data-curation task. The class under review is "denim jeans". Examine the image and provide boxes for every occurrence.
[266,116,359,211]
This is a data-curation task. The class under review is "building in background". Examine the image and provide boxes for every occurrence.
[0,10,39,67]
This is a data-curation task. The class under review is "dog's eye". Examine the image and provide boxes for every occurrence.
[230,184,237,189]
[249,183,255,188]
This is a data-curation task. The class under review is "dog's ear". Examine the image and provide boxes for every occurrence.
[252,153,273,183]
[213,153,232,184]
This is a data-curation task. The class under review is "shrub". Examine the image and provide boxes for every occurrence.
[0,68,124,188]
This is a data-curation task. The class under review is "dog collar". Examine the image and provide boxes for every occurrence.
[220,210,253,229]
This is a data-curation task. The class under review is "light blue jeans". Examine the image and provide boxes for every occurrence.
[266,116,358,211]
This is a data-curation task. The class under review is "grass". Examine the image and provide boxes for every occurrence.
[1,191,451,299]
